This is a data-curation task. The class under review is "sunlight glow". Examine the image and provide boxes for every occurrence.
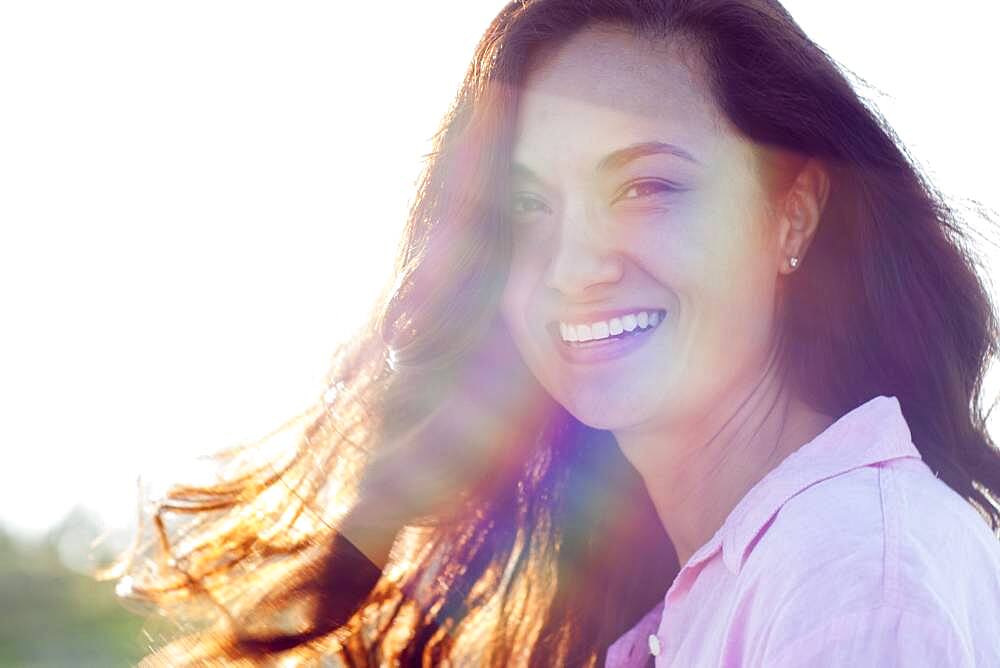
[0,1,996,537]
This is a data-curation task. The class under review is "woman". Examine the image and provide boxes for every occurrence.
[103,1,1000,665]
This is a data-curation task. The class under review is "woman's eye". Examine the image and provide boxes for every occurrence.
[509,193,551,218]
[616,179,681,202]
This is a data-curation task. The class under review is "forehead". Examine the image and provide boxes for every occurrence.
[513,25,736,166]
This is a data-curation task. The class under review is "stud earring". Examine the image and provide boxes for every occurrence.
[789,256,800,270]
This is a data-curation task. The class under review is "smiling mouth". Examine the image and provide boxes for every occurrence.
[558,309,667,347]
[549,308,669,365]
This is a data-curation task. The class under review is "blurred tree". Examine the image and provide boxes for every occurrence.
[0,509,148,667]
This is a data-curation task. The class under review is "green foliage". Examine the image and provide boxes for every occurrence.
[0,516,149,668]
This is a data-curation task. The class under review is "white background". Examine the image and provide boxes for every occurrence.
[1,1,997,540]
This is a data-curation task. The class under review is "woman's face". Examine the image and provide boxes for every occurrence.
[500,26,790,434]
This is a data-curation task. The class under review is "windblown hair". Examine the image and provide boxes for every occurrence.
[99,1,1000,665]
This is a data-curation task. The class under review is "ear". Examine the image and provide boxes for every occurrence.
[776,158,829,275]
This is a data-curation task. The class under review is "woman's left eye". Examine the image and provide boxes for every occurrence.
[510,193,550,216]
[615,179,681,202]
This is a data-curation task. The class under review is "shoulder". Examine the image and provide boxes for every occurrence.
[760,603,976,666]
[744,456,1000,598]
[744,458,1000,666]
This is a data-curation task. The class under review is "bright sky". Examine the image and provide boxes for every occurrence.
[1,1,997,539]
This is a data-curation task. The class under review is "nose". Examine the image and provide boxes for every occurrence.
[543,205,624,296]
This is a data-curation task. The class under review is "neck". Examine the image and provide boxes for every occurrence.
[613,355,834,568]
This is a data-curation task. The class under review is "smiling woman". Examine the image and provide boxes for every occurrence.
[101,1,1000,666]
[501,31,815,446]
[499,28,843,579]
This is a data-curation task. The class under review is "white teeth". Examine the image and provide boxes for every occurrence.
[558,310,666,343]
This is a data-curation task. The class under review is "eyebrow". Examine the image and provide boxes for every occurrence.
[511,140,700,185]
[510,162,543,185]
[596,141,701,171]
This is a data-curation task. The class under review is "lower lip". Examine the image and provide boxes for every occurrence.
[554,312,667,365]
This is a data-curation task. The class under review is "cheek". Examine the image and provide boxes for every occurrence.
[633,199,777,346]
[684,233,780,370]
[500,259,537,352]
[629,215,704,291]
[502,235,551,319]
[499,280,520,342]
[499,273,561,402]
[637,181,773,295]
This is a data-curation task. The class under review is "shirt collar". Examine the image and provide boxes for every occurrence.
[680,395,921,577]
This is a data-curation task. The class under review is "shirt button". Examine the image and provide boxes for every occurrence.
[648,633,661,657]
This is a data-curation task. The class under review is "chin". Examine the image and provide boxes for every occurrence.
[557,387,658,433]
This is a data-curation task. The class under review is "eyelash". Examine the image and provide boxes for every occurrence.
[509,193,551,216]
[509,179,681,218]
[614,178,682,202]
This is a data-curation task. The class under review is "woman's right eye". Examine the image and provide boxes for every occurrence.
[509,193,551,219]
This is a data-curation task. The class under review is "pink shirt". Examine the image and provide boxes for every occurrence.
[605,395,1000,667]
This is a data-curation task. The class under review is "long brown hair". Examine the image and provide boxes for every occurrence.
[99,1,1000,665]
